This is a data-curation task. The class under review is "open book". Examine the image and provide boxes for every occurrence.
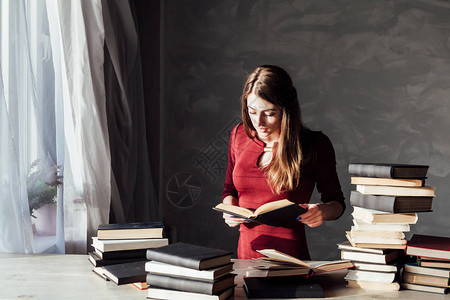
[213,199,306,227]
[251,249,353,277]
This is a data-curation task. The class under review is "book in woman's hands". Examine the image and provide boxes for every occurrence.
[213,199,306,227]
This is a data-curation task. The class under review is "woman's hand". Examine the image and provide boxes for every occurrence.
[298,203,323,227]
[298,201,344,228]
[223,213,249,227]
[221,195,249,227]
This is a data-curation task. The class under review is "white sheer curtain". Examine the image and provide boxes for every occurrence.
[0,0,111,253]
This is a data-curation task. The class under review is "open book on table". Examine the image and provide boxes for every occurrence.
[213,199,306,227]
[251,249,353,277]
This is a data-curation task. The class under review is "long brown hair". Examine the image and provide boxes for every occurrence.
[241,65,304,194]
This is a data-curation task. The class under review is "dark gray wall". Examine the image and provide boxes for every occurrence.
[160,0,450,259]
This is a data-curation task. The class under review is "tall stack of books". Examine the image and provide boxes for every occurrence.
[402,234,450,294]
[89,222,169,285]
[145,242,236,300]
[341,163,435,291]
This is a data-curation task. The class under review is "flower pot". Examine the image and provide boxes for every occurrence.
[33,203,57,236]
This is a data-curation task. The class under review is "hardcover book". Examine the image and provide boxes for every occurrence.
[345,232,407,250]
[404,263,450,278]
[351,206,418,224]
[348,163,429,179]
[213,199,306,227]
[406,234,450,260]
[243,276,324,298]
[352,262,399,273]
[340,249,403,264]
[400,282,448,294]
[417,258,450,269]
[88,251,145,267]
[146,273,236,295]
[97,221,164,239]
[352,219,411,232]
[402,272,450,288]
[94,248,147,260]
[91,237,168,252]
[355,184,435,197]
[145,260,234,282]
[101,261,147,285]
[346,280,400,291]
[345,269,397,283]
[146,242,233,270]
[349,191,433,213]
[350,176,425,187]
[147,286,235,300]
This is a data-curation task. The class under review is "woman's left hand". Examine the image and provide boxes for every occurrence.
[298,203,323,228]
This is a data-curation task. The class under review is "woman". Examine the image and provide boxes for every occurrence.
[222,65,345,259]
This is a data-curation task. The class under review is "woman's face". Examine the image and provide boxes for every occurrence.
[247,92,282,143]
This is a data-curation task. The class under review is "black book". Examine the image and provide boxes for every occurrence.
[243,276,324,298]
[348,163,429,179]
[146,273,236,295]
[97,221,165,239]
[88,251,146,267]
[213,199,306,227]
[349,191,433,213]
[146,242,232,270]
[101,261,146,285]
[94,248,147,260]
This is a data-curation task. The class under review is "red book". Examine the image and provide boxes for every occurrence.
[406,234,450,260]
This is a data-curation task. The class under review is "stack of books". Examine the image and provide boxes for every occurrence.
[401,234,450,294]
[89,221,169,286]
[145,242,236,299]
[342,163,435,290]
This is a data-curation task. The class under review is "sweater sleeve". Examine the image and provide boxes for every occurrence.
[313,132,346,215]
[221,124,239,201]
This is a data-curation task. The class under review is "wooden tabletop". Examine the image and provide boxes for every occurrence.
[0,253,447,299]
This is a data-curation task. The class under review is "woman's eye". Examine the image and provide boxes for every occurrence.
[249,111,256,115]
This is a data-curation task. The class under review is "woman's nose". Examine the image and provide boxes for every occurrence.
[257,114,265,127]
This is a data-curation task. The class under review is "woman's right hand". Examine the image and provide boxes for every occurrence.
[221,195,248,227]
[223,213,248,227]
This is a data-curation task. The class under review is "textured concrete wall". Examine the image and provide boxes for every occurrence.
[160,0,450,259]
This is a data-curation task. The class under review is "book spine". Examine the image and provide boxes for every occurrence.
[350,191,395,213]
[146,274,214,294]
[348,164,393,178]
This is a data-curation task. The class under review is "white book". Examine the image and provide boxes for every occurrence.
[348,235,406,245]
[352,218,410,232]
[346,280,400,291]
[353,262,398,273]
[340,249,402,264]
[147,286,235,300]
[91,237,168,252]
[350,227,405,239]
[352,206,418,224]
[145,260,234,282]
[356,184,435,197]
[345,269,397,283]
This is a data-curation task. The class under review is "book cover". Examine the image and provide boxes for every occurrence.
[243,276,324,298]
[88,251,146,267]
[402,272,450,288]
[213,199,306,227]
[145,260,234,282]
[91,237,168,252]
[348,163,429,179]
[146,242,233,270]
[147,286,235,300]
[146,273,236,295]
[406,234,450,260]
[404,263,450,278]
[94,248,147,260]
[97,221,164,239]
[349,191,433,213]
[346,279,400,291]
[350,176,425,187]
[345,269,397,283]
[400,282,448,294]
[356,184,435,197]
[351,206,418,224]
[352,219,411,232]
[340,249,403,264]
[101,261,147,285]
